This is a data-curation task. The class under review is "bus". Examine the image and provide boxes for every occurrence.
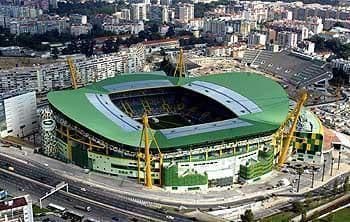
[74,205,91,212]
[63,210,84,222]
[47,203,66,212]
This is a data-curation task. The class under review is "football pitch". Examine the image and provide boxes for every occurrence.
[148,115,192,129]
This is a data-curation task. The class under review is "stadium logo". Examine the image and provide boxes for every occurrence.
[41,118,56,132]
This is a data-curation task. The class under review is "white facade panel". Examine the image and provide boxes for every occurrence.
[4,92,38,137]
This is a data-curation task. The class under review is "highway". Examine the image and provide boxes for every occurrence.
[256,171,350,219]
[0,171,130,221]
[0,154,192,222]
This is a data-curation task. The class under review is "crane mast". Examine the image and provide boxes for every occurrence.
[174,48,185,78]
[138,114,163,189]
[277,91,308,167]
[67,57,78,89]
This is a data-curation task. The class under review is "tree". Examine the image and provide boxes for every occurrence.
[333,177,339,194]
[326,214,334,222]
[165,26,175,38]
[293,201,304,214]
[344,176,350,193]
[301,211,307,222]
[305,192,313,208]
[240,209,254,222]
[150,23,159,33]
[52,47,59,59]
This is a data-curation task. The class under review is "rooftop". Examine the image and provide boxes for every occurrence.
[0,197,27,211]
[48,71,289,149]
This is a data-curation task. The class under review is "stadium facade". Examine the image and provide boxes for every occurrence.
[42,71,323,191]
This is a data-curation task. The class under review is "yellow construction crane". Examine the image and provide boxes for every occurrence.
[277,91,308,167]
[174,48,185,78]
[137,114,163,188]
[67,57,78,89]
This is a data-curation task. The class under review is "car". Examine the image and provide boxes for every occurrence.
[80,187,87,192]
[111,217,119,221]
[43,163,48,167]
[166,215,174,220]
[18,188,25,191]
[281,169,289,173]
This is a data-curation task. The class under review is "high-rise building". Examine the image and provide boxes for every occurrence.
[131,3,147,21]
[149,5,169,23]
[0,195,34,222]
[178,3,194,23]
[121,8,131,21]
[0,46,146,119]
[277,31,298,49]
[247,32,267,48]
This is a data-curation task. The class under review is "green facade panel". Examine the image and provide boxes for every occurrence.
[293,132,323,155]
[162,164,208,187]
[56,137,68,162]
[239,149,274,180]
[71,141,88,168]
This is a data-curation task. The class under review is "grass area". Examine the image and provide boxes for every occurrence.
[32,205,51,215]
[315,207,350,222]
[261,211,295,222]
[306,195,341,211]
[261,195,344,222]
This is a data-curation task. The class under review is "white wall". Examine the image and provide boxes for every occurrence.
[177,150,259,181]
[4,92,38,137]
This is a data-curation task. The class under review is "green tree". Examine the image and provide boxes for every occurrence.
[52,47,59,59]
[333,178,339,194]
[165,26,175,38]
[293,201,304,214]
[240,209,254,222]
[326,214,334,222]
[344,176,350,193]
[150,23,159,33]
[301,211,307,222]
[305,192,313,208]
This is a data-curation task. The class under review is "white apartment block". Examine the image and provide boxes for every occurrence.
[0,44,145,121]
[0,44,146,94]
[178,3,194,23]
[0,195,34,222]
[331,58,350,73]
[131,3,147,21]
[247,32,267,48]
[277,31,298,49]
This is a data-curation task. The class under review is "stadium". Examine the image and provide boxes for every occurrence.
[41,71,323,191]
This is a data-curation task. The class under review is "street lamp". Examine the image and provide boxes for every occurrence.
[311,166,315,188]
[338,151,342,170]
[330,157,334,176]
[322,159,327,182]
[297,167,303,193]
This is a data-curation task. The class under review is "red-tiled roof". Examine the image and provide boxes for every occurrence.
[143,38,179,45]
[0,197,27,211]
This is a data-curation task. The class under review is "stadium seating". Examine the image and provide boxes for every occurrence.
[110,87,236,128]
[242,50,332,87]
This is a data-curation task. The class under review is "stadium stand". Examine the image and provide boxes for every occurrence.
[242,50,332,87]
[109,87,237,129]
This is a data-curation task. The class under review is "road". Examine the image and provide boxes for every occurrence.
[0,171,130,221]
[255,171,350,219]
[0,154,192,222]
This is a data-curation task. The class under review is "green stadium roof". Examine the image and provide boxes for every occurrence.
[47,72,289,150]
